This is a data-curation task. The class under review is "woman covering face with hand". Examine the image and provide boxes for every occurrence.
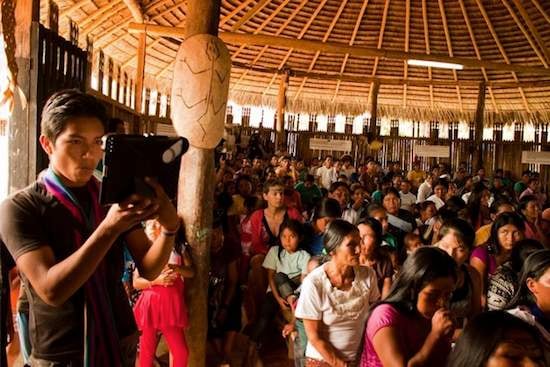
[360,247,457,367]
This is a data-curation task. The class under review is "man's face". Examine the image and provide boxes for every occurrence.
[40,117,104,187]
[252,158,262,169]
[400,181,411,194]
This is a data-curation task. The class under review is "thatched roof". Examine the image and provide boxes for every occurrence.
[51,0,550,124]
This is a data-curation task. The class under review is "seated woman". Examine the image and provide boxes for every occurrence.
[507,249,550,356]
[358,218,393,299]
[466,182,492,231]
[303,198,342,256]
[295,220,380,366]
[434,218,481,337]
[470,212,525,306]
[519,195,546,246]
[447,311,546,367]
[360,247,457,367]
[487,239,544,310]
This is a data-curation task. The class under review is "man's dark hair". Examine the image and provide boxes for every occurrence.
[41,89,108,143]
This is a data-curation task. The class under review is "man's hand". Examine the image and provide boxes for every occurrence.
[102,194,159,235]
[145,177,179,232]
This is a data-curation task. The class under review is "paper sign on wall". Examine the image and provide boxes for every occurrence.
[414,145,450,158]
[521,151,550,165]
[309,138,352,152]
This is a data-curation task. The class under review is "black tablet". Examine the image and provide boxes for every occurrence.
[99,134,189,205]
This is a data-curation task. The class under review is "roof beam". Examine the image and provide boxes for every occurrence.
[293,0,349,101]
[231,0,270,32]
[510,0,550,66]
[220,0,256,27]
[422,0,434,108]
[128,23,550,76]
[59,0,93,18]
[232,61,548,90]
[122,0,144,23]
[530,0,550,25]
[332,0,370,102]
[403,0,410,108]
[474,0,531,112]
[231,61,550,88]
[370,0,390,77]
[438,0,463,112]
[231,0,326,92]
[81,2,128,37]
[458,0,498,112]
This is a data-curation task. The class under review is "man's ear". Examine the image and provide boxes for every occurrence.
[39,135,54,156]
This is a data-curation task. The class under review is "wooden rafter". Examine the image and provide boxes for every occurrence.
[81,3,128,37]
[220,0,256,27]
[293,0,349,101]
[458,0,498,112]
[59,0,92,18]
[231,0,292,62]
[95,1,186,48]
[438,0,463,112]
[129,23,550,76]
[78,0,123,28]
[230,61,550,89]
[122,0,144,23]
[231,0,270,32]
[422,0,434,108]
[474,0,531,112]
[231,0,326,92]
[510,0,550,66]
[370,0,390,77]
[332,0,370,102]
[403,0,410,108]
[501,0,548,68]
[530,0,550,25]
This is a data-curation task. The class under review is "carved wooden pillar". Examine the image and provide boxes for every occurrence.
[276,71,289,151]
[473,81,486,171]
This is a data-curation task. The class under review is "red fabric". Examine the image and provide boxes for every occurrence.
[138,326,188,367]
[248,208,303,256]
[133,277,188,329]
[285,190,303,213]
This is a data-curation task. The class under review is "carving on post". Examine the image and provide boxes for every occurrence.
[49,0,59,34]
[69,18,79,46]
[171,34,231,149]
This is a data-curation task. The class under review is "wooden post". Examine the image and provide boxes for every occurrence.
[4,0,40,192]
[276,71,289,151]
[178,1,222,366]
[368,80,380,135]
[134,32,146,115]
[473,81,486,171]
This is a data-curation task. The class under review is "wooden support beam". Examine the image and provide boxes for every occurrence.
[231,0,270,32]
[134,33,146,115]
[403,0,410,108]
[473,81,487,170]
[368,81,380,135]
[127,23,550,76]
[231,61,550,88]
[421,0,434,108]
[178,1,221,367]
[219,0,255,27]
[59,0,92,18]
[5,0,40,193]
[122,0,144,23]
[510,0,550,66]
[530,0,550,25]
[276,72,289,150]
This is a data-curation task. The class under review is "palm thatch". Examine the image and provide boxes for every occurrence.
[50,0,550,124]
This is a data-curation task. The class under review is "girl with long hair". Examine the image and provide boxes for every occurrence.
[360,247,457,367]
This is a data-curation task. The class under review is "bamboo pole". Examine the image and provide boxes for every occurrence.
[127,22,550,76]
[177,1,221,366]
[276,72,289,150]
[134,33,146,116]
[473,81,487,171]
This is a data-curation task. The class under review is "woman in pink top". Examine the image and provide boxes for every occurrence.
[519,195,546,246]
[470,212,525,306]
[361,247,457,367]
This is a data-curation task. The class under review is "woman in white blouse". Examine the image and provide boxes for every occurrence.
[295,219,380,367]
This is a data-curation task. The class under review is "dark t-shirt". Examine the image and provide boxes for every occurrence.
[0,182,136,362]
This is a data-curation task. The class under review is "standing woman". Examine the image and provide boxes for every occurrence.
[507,249,550,354]
[357,218,393,299]
[133,219,194,367]
[470,212,525,305]
[361,247,457,367]
[295,220,380,366]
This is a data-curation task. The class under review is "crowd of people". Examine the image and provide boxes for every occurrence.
[210,144,550,366]
[0,88,549,367]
